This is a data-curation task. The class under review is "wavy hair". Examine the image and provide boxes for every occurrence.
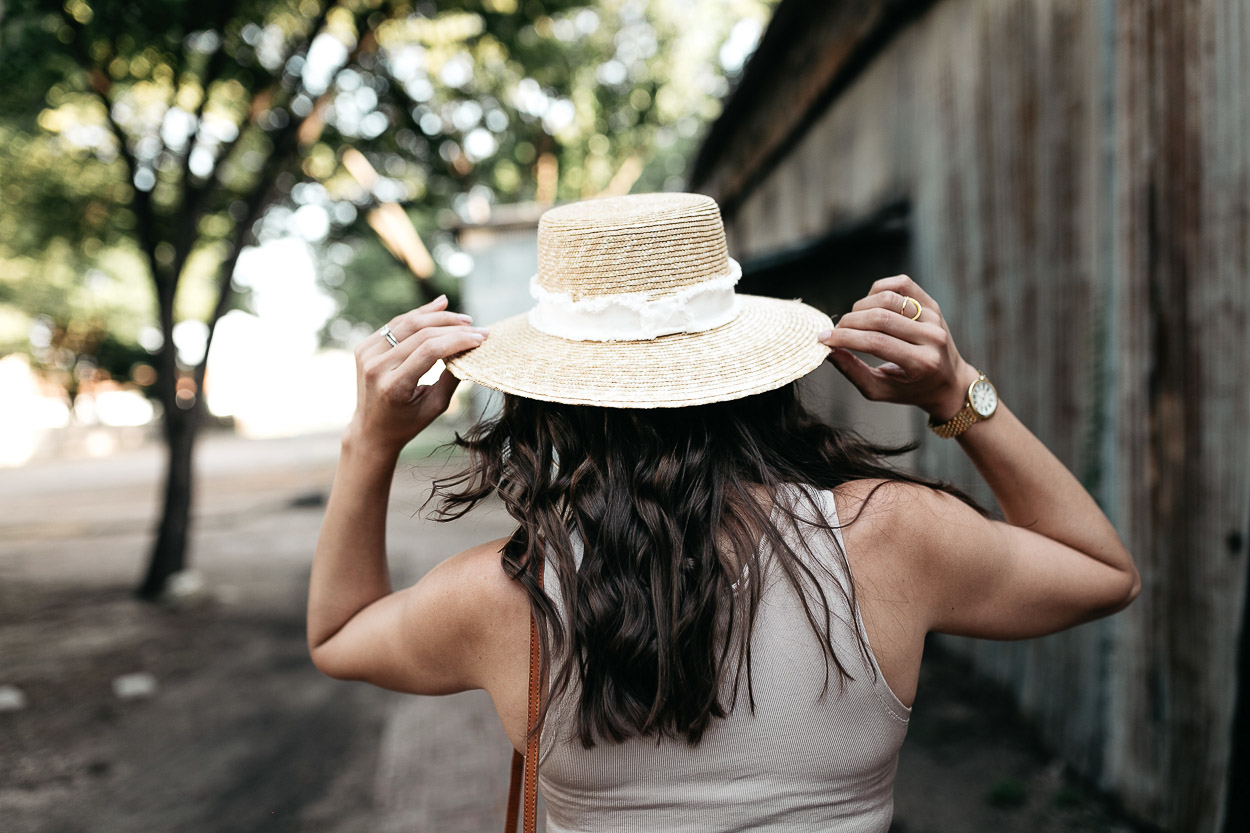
[423,382,988,748]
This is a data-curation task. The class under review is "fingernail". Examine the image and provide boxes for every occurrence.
[470,332,487,340]
[435,294,447,304]
[472,326,490,334]
[817,329,832,340]
[457,313,473,322]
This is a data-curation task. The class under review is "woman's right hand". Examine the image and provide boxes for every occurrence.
[346,293,488,456]
[816,274,979,421]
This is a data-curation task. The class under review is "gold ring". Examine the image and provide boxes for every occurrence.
[900,296,923,321]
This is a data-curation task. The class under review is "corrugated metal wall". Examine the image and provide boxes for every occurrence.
[699,1,1250,829]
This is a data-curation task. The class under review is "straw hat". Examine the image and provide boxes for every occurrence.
[444,192,833,408]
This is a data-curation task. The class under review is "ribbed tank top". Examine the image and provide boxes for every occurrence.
[536,482,912,832]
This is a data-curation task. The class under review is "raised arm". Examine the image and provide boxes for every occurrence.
[306,294,509,690]
[819,275,1139,639]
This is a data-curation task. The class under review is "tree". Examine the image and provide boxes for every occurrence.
[0,0,776,600]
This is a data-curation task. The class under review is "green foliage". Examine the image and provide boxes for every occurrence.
[985,777,1029,808]
[1052,784,1086,810]
[0,0,777,377]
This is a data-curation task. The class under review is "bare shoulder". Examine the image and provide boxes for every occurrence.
[435,535,533,735]
[430,535,530,636]
[438,534,518,577]
[829,478,937,600]
[307,533,528,696]
[827,478,943,708]
[828,477,992,619]
[440,535,534,674]
[830,477,922,526]
[830,478,945,556]
[831,477,984,555]
[832,477,1134,640]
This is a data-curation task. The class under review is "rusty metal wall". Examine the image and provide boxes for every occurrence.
[701,1,1250,830]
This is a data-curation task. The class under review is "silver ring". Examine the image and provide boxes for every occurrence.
[381,325,399,348]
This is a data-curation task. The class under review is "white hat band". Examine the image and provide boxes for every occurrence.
[526,258,744,342]
[525,257,740,340]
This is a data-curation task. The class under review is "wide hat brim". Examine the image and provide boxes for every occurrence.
[444,294,834,408]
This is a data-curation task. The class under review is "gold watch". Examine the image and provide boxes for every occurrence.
[928,370,998,438]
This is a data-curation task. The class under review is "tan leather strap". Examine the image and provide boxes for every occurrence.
[504,555,544,833]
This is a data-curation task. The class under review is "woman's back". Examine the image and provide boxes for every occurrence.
[538,482,911,832]
[308,202,1139,828]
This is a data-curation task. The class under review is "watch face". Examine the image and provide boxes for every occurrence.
[970,379,998,417]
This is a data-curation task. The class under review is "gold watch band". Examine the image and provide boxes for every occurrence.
[928,403,981,439]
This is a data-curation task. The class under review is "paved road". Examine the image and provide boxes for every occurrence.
[0,428,527,833]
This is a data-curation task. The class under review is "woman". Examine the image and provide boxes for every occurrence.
[307,193,1139,831]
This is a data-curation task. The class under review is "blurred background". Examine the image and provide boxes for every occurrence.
[1,1,1246,832]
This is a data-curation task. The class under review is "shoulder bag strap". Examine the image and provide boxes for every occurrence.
[504,555,544,833]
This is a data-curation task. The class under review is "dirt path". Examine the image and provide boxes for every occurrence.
[0,430,1144,832]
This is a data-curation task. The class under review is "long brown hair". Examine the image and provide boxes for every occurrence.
[423,382,987,748]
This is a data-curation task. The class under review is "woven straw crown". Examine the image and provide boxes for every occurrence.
[535,192,732,298]
[445,192,834,408]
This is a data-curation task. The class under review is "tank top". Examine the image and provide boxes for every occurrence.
[536,482,912,832]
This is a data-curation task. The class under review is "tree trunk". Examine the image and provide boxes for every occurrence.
[136,376,204,600]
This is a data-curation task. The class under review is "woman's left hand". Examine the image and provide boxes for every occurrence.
[817,274,976,420]
[345,294,489,455]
